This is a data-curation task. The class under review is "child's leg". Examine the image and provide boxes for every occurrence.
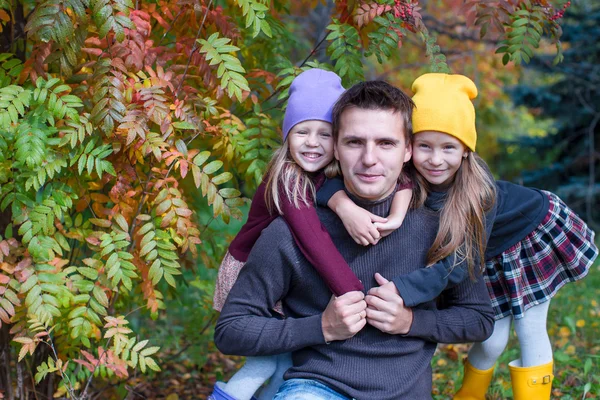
[224,355,278,400]
[468,315,512,370]
[257,353,293,400]
[513,300,552,367]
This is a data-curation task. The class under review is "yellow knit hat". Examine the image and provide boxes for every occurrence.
[411,73,478,151]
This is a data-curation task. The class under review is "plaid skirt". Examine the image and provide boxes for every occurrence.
[213,250,283,314]
[484,191,598,320]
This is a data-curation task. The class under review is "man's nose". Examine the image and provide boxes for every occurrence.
[361,145,377,166]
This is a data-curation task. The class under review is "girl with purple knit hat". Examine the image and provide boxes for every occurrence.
[210,69,413,400]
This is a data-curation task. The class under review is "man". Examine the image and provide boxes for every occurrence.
[215,81,494,399]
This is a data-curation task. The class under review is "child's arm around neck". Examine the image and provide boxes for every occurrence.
[318,176,412,245]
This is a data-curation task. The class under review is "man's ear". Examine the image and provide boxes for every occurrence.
[403,142,412,163]
[334,141,340,161]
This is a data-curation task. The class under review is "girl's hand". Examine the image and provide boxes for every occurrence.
[338,203,387,246]
[373,216,404,238]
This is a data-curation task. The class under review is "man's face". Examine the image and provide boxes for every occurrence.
[335,107,412,201]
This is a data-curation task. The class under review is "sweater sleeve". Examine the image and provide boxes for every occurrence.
[392,253,468,307]
[402,201,498,343]
[391,191,498,308]
[316,175,413,207]
[281,193,364,296]
[214,221,326,356]
[228,181,276,262]
[316,177,346,207]
[405,275,495,344]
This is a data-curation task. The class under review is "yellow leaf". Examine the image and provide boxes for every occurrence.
[436,358,447,366]
[558,326,571,337]
[556,337,568,348]
[576,319,585,328]
[0,10,9,23]
[565,345,576,355]
[592,300,598,307]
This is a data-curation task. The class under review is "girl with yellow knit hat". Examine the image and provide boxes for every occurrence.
[315,72,597,399]
[405,73,598,400]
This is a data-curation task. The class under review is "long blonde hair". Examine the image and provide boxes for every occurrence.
[410,152,496,278]
[264,138,338,215]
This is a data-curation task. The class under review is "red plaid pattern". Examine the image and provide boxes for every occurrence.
[484,191,598,320]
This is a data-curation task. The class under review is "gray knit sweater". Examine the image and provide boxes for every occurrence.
[215,192,494,400]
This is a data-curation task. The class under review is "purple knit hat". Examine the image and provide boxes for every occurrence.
[282,68,345,140]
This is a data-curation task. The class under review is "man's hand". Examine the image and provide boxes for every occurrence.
[365,273,413,335]
[321,291,367,342]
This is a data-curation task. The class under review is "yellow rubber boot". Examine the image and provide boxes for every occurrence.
[454,359,495,400]
[508,360,554,400]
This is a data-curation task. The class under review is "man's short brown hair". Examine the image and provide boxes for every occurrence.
[332,81,415,143]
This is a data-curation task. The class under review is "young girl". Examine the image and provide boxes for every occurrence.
[406,73,597,400]
[317,73,496,309]
[210,68,413,400]
[320,72,596,399]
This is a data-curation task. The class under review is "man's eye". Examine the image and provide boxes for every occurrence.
[418,143,429,148]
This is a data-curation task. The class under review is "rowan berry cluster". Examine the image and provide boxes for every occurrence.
[393,0,413,20]
[550,1,571,21]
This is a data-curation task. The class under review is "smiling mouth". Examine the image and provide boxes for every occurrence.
[426,169,445,175]
[301,152,323,160]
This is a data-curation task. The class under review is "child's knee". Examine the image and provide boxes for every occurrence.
[244,355,279,377]
[479,335,509,358]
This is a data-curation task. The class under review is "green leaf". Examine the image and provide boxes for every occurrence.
[193,151,211,166]
[212,172,232,185]
[173,121,196,130]
[93,286,109,307]
[513,18,530,27]
[203,160,223,174]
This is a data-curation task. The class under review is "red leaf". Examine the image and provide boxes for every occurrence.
[179,160,188,178]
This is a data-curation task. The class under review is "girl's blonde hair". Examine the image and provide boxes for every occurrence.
[410,152,496,278]
[265,138,338,215]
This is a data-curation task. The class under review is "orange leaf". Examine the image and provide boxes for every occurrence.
[0,10,10,23]
[0,262,15,274]
[90,193,111,203]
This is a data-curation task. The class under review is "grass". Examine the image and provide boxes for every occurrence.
[432,262,600,399]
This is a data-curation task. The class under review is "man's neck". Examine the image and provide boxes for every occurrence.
[344,189,396,217]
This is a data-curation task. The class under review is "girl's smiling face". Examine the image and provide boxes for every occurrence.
[287,120,334,172]
[412,130,468,189]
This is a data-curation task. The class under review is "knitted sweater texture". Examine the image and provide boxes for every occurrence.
[215,192,494,400]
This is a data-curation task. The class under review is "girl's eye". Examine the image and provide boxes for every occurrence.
[320,132,332,137]
[295,131,307,135]
[444,146,456,150]
[417,143,429,148]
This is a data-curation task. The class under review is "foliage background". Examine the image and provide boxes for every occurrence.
[0,0,597,399]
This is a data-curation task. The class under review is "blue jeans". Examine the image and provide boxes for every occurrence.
[273,379,351,400]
